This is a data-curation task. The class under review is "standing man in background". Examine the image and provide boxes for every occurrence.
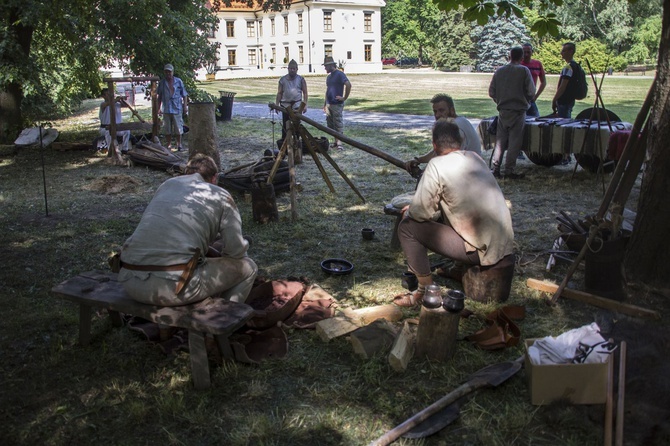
[489,46,536,180]
[322,56,351,150]
[157,63,188,152]
[276,59,308,139]
[552,42,580,164]
[521,43,546,117]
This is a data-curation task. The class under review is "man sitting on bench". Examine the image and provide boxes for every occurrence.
[99,88,131,153]
[118,154,257,306]
[393,120,514,307]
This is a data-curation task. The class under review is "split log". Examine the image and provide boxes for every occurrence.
[341,304,403,325]
[527,278,660,320]
[316,316,361,342]
[389,321,415,372]
[349,319,398,360]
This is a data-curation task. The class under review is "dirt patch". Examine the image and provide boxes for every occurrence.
[83,174,142,194]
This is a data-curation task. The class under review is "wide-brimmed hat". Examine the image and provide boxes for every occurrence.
[164,64,174,72]
[322,56,336,66]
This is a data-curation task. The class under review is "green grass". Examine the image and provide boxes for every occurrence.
[0,72,664,446]
[201,70,652,123]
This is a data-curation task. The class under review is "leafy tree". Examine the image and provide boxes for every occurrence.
[621,15,662,64]
[473,13,529,72]
[434,0,670,290]
[433,8,476,70]
[0,0,283,142]
[382,0,443,64]
[536,38,627,74]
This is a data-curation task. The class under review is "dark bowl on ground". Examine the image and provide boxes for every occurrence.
[321,258,354,275]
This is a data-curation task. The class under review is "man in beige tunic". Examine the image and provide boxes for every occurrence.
[394,119,514,307]
[119,155,257,306]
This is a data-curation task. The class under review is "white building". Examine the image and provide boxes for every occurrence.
[204,0,385,79]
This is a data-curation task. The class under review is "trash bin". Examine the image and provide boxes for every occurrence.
[217,91,236,121]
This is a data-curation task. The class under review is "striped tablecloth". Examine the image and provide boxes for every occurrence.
[478,117,633,157]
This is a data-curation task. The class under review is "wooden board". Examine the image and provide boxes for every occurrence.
[526,278,660,320]
[315,316,360,342]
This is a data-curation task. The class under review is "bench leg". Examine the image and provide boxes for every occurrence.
[79,304,92,346]
[188,330,211,389]
[214,334,235,360]
[390,215,402,250]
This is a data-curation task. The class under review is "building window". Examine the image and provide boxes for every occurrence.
[259,21,263,37]
[248,49,257,66]
[324,44,333,58]
[246,22,255,38]
[298,45,304,64]
[228,49,236,66]
[323,12,332,31]
[283,16,289,34]
[272,47,276,64]
[364,13,372,32]
[271,18,275,36]
[284,46,289,63]
[298,13,303,33]
[226,21,234,38]
[347,51,352,59]
[207,24,216,38]
[364,45,372,62]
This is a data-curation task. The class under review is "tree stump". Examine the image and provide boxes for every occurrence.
[415,305,459,362]
[188,102,221,167]
[251,182,278,224]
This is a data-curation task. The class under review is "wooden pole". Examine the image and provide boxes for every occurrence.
[605,352,614,446]
[287,122,298,221]
[615,341,627,446]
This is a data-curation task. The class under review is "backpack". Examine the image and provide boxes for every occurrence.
[572,61,588,100]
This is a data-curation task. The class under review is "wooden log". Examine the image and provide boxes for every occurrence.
[349,319,397,360]
[189,102,221,167]
[415,306,460,362]
[526,278,660,320]
[342,304,403,325]
[52,142,92,151]
[315,316,361,342]
[389,321,415,372]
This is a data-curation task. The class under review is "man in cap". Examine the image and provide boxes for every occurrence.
[157,63,188,151]
[276,59,308,139]
[322,56,351,150]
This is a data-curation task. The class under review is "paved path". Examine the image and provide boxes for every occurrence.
[232,101,482,131]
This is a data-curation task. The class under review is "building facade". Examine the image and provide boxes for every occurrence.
[204,0,385,79]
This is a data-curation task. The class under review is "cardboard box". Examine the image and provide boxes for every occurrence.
[525,339,610,405]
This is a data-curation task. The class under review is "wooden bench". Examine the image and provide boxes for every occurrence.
[383,204,404,250]
[51,270,254,389]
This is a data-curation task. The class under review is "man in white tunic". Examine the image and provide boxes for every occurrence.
[276,59,308,139]
[394,120,514,307]
[119,155,257,306]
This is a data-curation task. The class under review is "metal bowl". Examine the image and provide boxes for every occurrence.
[320,258,354,275]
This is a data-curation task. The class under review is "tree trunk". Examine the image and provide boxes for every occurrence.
[188,102,221,167]
[623,4,670,290]
[0,11,33,143]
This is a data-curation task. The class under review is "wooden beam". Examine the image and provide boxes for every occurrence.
[527,278,660,320]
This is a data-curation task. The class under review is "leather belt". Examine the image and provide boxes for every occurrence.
[120,262,188,271]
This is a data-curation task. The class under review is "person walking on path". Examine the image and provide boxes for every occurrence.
[489,46,536,180]
[404,93,482,173]
[521,43,547,118]
[276,59,308,139]
[157,63,188,152]
[322,56,351,150]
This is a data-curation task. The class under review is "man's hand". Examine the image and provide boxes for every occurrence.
[405,158,420,174]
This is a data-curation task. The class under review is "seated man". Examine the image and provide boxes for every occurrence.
[405,93,482,173]
[119,154,257,306]
[394,119,514,307]
[99,88,131,153]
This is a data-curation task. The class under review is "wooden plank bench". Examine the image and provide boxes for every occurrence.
[51,270,254,389]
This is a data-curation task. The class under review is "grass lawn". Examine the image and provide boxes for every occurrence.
[200,70,652,123]
[0,71,667,445]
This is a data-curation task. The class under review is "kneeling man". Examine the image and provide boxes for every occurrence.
[119,154,257,306]
[394,119,514,306]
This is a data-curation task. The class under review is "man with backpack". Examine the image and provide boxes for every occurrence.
[552,42,587,164]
